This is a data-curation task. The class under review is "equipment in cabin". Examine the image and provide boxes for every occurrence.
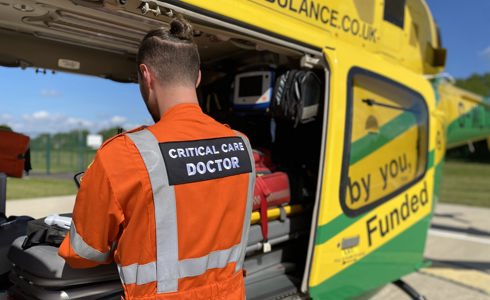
[253,172,290,211]
[0,214,33,286]
[21,216,70,250]
[233,71,274,111]
[8,214,122,300]
[9,236,122,300]
[272,70,321,127]
[253,149,274,175]
[253,171,290,253]
[0,130,33,287]
[251,147,291,253]
[0,130,31,214]
[0,131,30,179]
[44,214,71,230]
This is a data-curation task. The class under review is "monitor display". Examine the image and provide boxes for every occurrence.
[238,75,264,97]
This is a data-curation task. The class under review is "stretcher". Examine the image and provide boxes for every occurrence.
[244,246,299,299]
[247,214,307,254]
[7,205,305,299]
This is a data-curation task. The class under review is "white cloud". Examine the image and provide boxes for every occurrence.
[0,113,12,121]
[32,110,49,120]
[1,111,139,135]
[41,89,62,97]
[64,117,93,127]
[19,111,93,133]
[479,47,490,59]
[110,115,127,125]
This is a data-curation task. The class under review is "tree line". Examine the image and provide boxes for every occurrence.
[455,73,490,97]
[28,127,122,150]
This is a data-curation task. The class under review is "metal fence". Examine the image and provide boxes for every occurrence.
[29,132,97,175]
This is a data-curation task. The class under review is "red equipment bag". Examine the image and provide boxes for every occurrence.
[0,131,29,178]
[253,149,273,175]
[253,172,290,211]
[253,172,290,247]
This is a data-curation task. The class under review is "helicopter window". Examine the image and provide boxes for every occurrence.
[340,68,428,216]
[383,0,406,28]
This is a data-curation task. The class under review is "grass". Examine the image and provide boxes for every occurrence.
[439,160,490,208]
[6,176,77,200]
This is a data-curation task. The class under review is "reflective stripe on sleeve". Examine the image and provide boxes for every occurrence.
[127,129,179,293]
[233,131,255,272]
[69,221,111,263]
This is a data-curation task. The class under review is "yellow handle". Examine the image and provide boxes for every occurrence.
[250,204,303,225]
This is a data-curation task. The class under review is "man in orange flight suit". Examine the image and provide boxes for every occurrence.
[59,16,255,300]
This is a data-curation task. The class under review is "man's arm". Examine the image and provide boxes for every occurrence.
[59,153,124,268]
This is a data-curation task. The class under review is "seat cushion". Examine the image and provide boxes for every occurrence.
[8,236,119,287]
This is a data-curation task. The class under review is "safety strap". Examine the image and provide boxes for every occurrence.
[124,129,255,293]
[255,178,269,239]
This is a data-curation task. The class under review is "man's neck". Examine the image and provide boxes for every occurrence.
[154,84,199,116]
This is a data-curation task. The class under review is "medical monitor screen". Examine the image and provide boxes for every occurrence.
[238,76,263,97]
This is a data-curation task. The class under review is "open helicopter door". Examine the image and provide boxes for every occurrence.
[298,49,331,297]
[302,45,435,299]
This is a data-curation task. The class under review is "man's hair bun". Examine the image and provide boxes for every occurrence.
[169,16,194,41]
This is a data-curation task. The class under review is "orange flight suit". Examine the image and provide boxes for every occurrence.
[59,103,255,300]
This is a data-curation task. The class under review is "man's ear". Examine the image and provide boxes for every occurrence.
[139,64,153,88]
[195,70,201,88]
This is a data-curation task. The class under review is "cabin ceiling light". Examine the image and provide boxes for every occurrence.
[229,38,256,50]
[13,3,34,12]
[140,0,173,17]
[92,5,165,29]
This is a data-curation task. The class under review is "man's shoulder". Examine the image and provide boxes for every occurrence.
[198,113,248,139]
[97,126,146,157]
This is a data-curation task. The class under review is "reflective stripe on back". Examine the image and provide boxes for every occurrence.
[232,130,256,272]
[118,261,156,285]
[127,130,179,293]
[118,244,242,284]
[178,243,241,277]
[125,129,254,293]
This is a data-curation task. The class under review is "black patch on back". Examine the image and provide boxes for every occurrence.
[159,137,252,185]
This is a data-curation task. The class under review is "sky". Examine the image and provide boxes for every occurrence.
[0,69,148,135]
[426,0,490,78]
[0,0,489,135]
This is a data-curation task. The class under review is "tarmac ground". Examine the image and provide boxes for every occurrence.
[7,194,76,219]
[372,203,490,300]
